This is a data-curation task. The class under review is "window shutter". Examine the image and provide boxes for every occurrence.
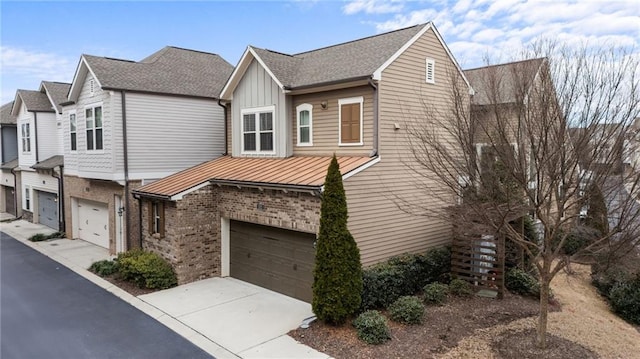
[341,103,361,143]
[148,202,154,235]
[159,202,165,237]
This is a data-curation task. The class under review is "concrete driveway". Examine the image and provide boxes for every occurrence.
[139,277,327,358]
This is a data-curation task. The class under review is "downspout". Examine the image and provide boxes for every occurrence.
[132,192,143,248]
[217,99,229,156]
[52,165,65,232]
[33,112,39,162]
[121,91,134,248]
[10,166,20,219]
[368,78,379,156]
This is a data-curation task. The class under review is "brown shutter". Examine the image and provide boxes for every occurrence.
[147,201,153,235]
[341,103,361,143]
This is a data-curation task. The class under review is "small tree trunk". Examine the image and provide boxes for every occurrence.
[536,272,550,348]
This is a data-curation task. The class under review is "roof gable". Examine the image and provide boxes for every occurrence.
[40,81,71,113]
[0,101,17,125]
[68,47,234,102]
[221,23,451,99]
[13,90,55,114]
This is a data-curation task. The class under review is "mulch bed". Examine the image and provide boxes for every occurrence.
[289,293,562,359]
[98,274,157,297]
[492,328,598,358]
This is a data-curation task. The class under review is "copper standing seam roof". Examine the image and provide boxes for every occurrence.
[134,156,374,199]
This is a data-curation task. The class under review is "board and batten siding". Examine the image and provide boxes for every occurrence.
[35,112,59,162]
[344,27,467,266]
[291,86,374,157]
[231,59,290,158]
[125,93,224,179]
[62,73,115,179]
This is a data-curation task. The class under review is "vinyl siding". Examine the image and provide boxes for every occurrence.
[21,170,58,211]
[62,73,115,179]
[231,59,290,158]
[35,112,59,161]
[125,92,224,179]
[344,27,467,266]
[17,106,35,168]
[291,86,374,156]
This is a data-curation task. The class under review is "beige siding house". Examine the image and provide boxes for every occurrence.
[134,23,471,303]
[61,47,233,254]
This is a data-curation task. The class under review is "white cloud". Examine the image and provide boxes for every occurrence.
[1,46,75,81]
[375,8,438,32]
[343,0,405,15]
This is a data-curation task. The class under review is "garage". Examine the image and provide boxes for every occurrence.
[3,185,15,216]
[76,199,109,249]
[37,191,58,230]
[230,220,316,302]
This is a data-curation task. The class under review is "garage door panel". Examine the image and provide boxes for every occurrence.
[76,199,109,249]
[230,221,316,302]
[37,191,59,230]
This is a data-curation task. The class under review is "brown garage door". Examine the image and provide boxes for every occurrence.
[230,220,316,302]
[3,186,15,216]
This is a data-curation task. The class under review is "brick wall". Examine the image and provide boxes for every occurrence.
[141,184,321,285]
[22,210,33,223]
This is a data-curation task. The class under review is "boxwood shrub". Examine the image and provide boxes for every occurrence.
[388,296,424,324]
[449,278,473,297]
[608,274,640,325]
[117,250,177,289]
[423,282,449,305]
[353,310,391,344]
[89,259,119,277]
[505,268,540,298]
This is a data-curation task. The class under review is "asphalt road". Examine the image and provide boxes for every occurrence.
[0,232,212,359]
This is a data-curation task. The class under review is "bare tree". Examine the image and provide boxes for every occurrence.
[405,42,640,348]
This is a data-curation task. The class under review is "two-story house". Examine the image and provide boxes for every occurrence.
[12,81,70,230]
[133,22,471,302]
[61,46,233,254]
[1,101,19,216]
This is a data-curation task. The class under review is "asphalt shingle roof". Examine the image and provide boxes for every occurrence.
[41,82,71,113]
[1,101,17,125]
[31,155,64,170]
[464,58,545,105]
[17,90,55,112]
[84,46,234,98]
[252,24,424,89]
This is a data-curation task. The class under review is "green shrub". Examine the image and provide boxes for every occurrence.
[608,274,640,325]
[117,250,177,289]
[360,247,451,311]
[352,310,391,344]
[506,215,539,270]
[28,233,48,242]
[585,184,609,235]
[312,156,363,325]
[89,260,119,277]
[449,278,473,297]
[47,231,65,239]
[423,282,449,305]
[505,268,540,297]
[388,296,424,324]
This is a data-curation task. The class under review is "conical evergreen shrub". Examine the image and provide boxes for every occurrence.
[312,155,363,325]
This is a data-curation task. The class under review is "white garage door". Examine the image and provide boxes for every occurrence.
[77,199,109,249]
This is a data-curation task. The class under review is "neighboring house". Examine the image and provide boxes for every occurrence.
[134,22,471,302]
[61,46,233,254]
[589,123,625,174]
[623,117,640,174]
[0,101,20,216]
[12,82,70,230]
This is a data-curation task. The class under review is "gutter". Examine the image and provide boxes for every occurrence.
[368,78,379,156]
[10,166,20,218]
[217,99,229,155]
[211,179,321,195]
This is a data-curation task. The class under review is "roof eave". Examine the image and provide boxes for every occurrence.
[220,46,286,100]
[101,87,218,100]
[287,76,371,94]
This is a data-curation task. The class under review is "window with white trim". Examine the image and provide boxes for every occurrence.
[242,106,275,153]
[425,58,435,84]
[296,103,313,146]
[338,97,364,146]
[25,188,30,210]
[148,201,165,237]
[85,105,103,150]
[70,113,77,151]
[21,123,31,152]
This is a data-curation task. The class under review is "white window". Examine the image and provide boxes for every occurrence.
[25,188,30,210]
[241,106,275,154]
[21,123,30,152]
[425,58,435,84]
[69,113,77,151]
[338,97,364,146]
[296,103,313,146]
[85,105,103,150]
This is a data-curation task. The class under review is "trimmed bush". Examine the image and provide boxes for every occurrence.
[388,296,424,324]
[89,260,119,277]
[360,247,451,311]
[312,156,363,325]
[608,274,640,325]
[28,233,48,242]
[449,278,473,297]
[423,282,448,305]
[505,268,540,298]
[353,310,391,344]
[117,250,177,289]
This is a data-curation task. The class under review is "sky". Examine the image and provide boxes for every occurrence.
[1,0,639,105]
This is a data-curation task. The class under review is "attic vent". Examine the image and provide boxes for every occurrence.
[425,58,435,84]
[90,79,95,95]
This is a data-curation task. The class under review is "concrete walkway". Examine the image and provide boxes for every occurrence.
[0,218,329,359]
